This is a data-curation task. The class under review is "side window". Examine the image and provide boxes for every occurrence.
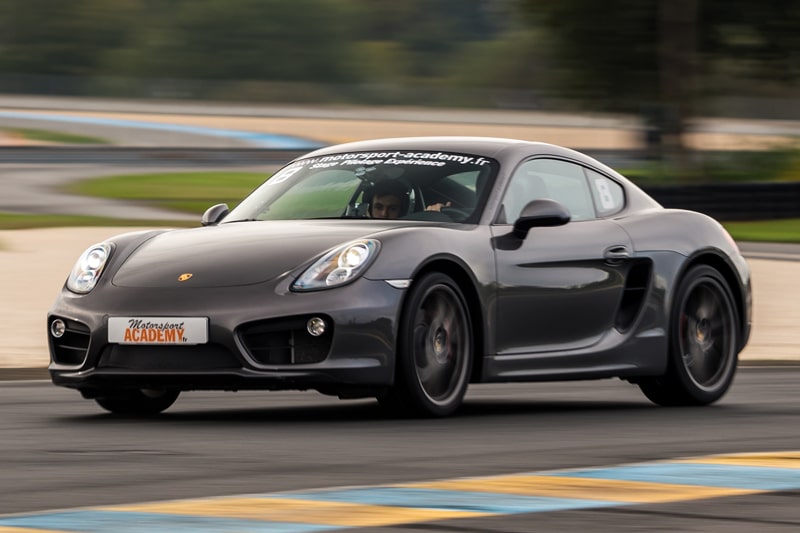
[585,169,625,217]
[501,158,596,222]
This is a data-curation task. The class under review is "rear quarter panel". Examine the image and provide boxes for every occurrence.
[614,208,751,350]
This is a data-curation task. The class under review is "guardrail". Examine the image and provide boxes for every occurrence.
[0,147,306,165]
[643,182,800,221]
[0,147,648,166]
[1,147,796,221]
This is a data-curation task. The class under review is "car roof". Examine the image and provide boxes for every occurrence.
[300,136,546,159]
[299,136,620,175]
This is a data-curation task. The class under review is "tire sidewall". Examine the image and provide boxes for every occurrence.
[669,265,739,404]
[396,272,473,417]
[95,388,179,415]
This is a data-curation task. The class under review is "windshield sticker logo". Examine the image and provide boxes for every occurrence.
[274,151,491,176]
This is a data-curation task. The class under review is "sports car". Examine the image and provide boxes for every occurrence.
[48,137,752,417]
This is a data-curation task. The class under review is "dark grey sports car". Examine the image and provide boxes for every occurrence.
[48,137,751,417]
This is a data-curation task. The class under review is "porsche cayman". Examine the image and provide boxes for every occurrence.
[48,137,752,417]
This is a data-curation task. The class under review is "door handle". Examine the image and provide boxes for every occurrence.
[604,245,632,262]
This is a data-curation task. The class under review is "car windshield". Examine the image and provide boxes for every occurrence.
[224,150,499,224]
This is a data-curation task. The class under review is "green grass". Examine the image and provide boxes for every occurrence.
[0,213,195,230]
[3,127,108,145]
[621,147,800,185]
[722,219,800,243]
[64,171,267,214]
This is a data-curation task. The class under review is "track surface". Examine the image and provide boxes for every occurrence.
[1,368,798,531]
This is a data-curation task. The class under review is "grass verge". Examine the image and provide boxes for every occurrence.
[63,171,266,213]
[722,219,800,243]
[2,128,108,145]
[622,147,800,184]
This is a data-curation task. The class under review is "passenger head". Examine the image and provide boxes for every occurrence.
[367,179,410,219]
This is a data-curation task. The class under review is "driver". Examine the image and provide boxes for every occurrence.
[367,179,410,219]
[367,179,451,220]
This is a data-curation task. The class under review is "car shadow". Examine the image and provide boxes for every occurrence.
[56,396,674,425]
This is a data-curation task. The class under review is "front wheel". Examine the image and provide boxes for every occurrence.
[379,272,473,417]
[639,265,738,406]
[95,388,180,415]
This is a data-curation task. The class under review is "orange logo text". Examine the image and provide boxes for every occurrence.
[123,328,186,343]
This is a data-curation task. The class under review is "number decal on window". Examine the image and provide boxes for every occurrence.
[269,165,302,185]
[594,178,615,210]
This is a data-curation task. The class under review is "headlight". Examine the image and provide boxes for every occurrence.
[292,239,380,291]
[66,242,113,294]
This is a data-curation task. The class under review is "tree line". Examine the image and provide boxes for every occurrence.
[0,0,797,119]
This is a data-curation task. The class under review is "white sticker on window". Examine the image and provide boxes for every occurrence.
[268,165,302,185]
[594,178,616,210]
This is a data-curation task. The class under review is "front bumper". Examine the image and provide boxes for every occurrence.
[48,276,404,393]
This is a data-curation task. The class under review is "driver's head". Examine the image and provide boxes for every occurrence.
[367,179,410,219]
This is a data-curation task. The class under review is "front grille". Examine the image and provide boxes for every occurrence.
[239,316,332,365]
[50,318,90,366]
[97,344,241,371]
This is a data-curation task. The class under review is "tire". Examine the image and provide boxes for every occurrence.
[95,388,179,415]
[379,272,473,417]
[639,265,738,406]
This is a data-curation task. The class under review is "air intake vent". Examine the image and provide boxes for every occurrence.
[50,318,91,366]
[239,317,332,366]
[615,261,652,331]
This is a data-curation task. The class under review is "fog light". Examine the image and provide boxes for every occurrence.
[307,317,326,337]
[50,319,66,338]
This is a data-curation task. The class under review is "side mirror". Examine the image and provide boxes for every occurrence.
[512,198,570,239]
[201,203,229,226]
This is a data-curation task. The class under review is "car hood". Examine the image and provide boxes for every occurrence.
[111,221,390,288]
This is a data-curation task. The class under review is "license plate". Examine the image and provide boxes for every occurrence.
[108,317,208,345]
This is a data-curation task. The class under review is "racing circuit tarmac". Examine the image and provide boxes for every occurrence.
[1,371,799,531]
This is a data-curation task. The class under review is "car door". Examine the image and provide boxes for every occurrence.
[491,158,632,355]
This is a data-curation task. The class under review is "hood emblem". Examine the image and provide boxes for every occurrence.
[178,273,193,282]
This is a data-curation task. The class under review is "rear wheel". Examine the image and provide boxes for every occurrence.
[95,388,179,415]
[639,265,738,406]
[379,272,472,417]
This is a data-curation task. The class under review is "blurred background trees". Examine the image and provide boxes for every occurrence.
[521,0,799,159]
[0,0,797,121]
